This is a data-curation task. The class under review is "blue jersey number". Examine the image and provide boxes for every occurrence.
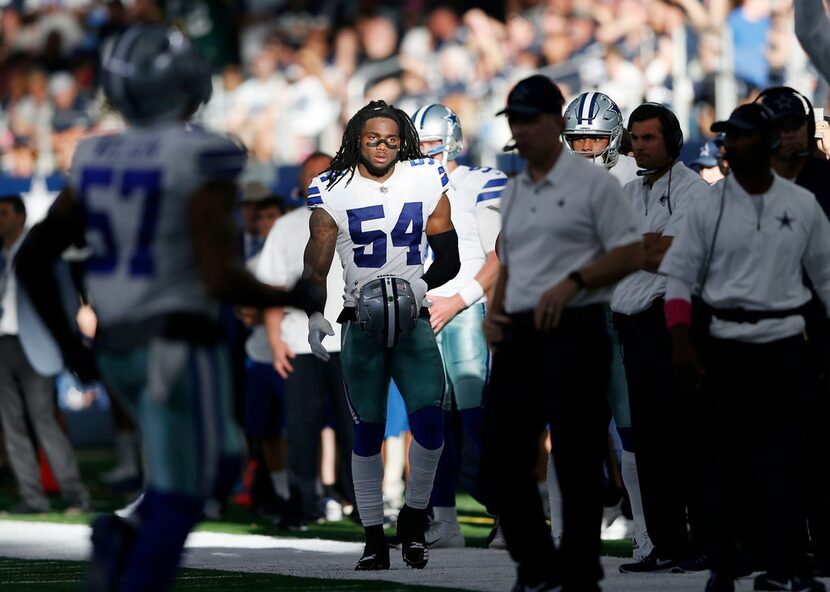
[79,168,162,277]
[347,202,424,268]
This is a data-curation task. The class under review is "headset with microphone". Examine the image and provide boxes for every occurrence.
[754,86,816,159]
[628,102,684,215]
[627,102,684,177]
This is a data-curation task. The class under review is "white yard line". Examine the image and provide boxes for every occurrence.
[0,520,809,591]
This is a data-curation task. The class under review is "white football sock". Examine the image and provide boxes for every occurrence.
[547,453,563,545]
[621,450,653,560]
[404,440,443,510]
[433,505,458,523]
[270,470,290,501]
[352,452,385,527]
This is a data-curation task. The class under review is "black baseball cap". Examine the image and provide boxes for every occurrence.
[755,86,812,121]
[496,74,565,117]
[710,103,772,134]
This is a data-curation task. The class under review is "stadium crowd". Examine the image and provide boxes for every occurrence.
[0,0,827,180]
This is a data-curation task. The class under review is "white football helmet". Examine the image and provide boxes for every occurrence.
[102,25,212,127]
[411,104,463,164]
[563,92,623,169]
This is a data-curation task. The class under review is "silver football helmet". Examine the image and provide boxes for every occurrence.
[563,92,623,169]
[101,25,212,127]
[411,104,463,164]
[357,277,418,348]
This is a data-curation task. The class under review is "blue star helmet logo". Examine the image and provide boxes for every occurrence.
[443,112,459,130]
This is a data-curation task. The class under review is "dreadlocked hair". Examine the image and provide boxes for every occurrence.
[324,100,424,190]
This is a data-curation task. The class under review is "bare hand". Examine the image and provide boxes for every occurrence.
[534,279,579,331]
[483,311,511,349]
[426,294,465,333]
[236,306,261,327]
[271,338,296,379]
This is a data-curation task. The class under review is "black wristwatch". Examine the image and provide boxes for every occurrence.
[567,270,586,290]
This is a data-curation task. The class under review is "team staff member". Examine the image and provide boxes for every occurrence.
[612,103,712,573]
[258,152,357,523]
[756,87,830,215]
[757,86,830,577]
[661,103,830,592]
[481,74,644,592]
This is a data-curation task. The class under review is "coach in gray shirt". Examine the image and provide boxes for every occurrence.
[480,75,643,592]
[611,103,712,574]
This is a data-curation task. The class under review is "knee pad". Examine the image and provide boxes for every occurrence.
[353,421,385,457]
[617,426,634,452]
[409,406,444,450]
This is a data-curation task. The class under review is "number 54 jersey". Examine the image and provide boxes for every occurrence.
[308,159,449,307]
[68,125,246,328]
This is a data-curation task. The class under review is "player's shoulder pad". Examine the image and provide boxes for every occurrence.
[191,130,247,181]
[467,166,508,205]
[406,157,450,191]
[307,169,349,208]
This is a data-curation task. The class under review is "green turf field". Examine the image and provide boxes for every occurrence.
[0,448,633,591]
[0,557,467,591]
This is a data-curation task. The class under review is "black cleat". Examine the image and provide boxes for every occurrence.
[85,514,138,592]
[705,573,735,592]
[354,544,390,571]
[396,504,429,569]
[672,554,710,573]
[753,573,827,592]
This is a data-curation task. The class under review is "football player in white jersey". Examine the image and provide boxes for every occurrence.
[302,100,460,570]
[410,103,504,548]
[16,25,317,592]
[559,91,653,560]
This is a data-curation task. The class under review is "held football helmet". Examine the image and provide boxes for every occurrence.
[102,24,212,127]
[563,92,624,169]
[411,104,463,164]
[356,277,419,348]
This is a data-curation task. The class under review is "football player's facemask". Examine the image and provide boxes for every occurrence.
[357,277,419,348]
[563,91,624,169]
[411,104,463,165]
[102,24,212,127]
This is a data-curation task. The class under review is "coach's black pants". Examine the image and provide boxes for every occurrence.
[702,335,811,578]
[614,299,703,559]
[284,353,355,517]
[481,306,610,590]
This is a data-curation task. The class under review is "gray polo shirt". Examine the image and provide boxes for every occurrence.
[501,150,641,314]
[610,160,711,315]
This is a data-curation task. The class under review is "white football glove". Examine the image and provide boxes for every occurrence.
[308,312,335,362]
[412,278,429,313]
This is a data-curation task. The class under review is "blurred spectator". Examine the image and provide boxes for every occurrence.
[0,0,824,175]
[49,72,93,173]
[728,0,772,93]
[0,194,90,514]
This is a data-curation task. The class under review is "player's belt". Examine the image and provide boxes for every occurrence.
[337,306,431,323]
[704,302,810,324]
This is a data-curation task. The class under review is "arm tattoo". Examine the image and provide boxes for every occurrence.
[303,209,338,305]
